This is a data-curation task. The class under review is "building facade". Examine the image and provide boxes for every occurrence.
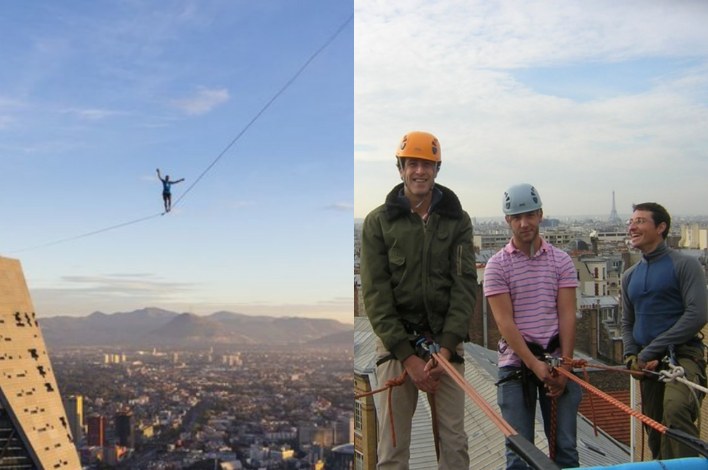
[0,256,81,469]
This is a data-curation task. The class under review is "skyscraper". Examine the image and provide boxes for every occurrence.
[86,415,105,448]
[63,395,84,444]
[115,411,135,448]
[0,256,81,469]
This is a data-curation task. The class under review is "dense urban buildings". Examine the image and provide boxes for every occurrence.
[50,342,352,469]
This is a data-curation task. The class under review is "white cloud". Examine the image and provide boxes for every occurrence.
[170,87,230,115]
[61,107,124,121]
[355,0,708,217]
[323,202,354,212]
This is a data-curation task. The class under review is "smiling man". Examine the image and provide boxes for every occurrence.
[484,183,581,470]
[360,131,477,469]
[621,202,708,460]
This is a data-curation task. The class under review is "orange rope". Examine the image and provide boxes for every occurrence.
[553,366,668,434]
[354,370,408,448]
[432,352,518,437]
[561,358,599,437]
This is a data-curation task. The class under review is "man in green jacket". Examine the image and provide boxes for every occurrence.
[360,131,477,470]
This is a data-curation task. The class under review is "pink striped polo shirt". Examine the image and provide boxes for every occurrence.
[484,237,577,368]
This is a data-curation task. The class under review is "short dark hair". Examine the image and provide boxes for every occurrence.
[632,202,671,239]
[396,157,441,171]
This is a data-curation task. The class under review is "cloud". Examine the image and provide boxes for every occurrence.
[60,107,125,121]
[45,273,195,298]
[354,0,708,217]
[323,202,353,212]
[170,87,230,115]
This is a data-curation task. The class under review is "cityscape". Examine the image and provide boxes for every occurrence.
[0,256,353,470]
[53,343,353,470]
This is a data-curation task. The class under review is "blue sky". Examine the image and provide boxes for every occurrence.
[0,1,353,321]
[355,1,708,219]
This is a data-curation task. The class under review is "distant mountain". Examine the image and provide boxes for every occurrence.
[39,308,350,348]
[307,329,353,348]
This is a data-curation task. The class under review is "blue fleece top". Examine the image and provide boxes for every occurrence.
[621,241,707,362]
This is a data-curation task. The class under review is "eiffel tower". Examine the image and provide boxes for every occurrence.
[608,190,622,225]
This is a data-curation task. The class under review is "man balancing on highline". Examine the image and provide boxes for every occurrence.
[156,168,185,213]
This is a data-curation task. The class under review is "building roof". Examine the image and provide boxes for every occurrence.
[578,391,631,446]
[354,317,630,469]
[332,443,354,454]
[678,249,707,260]
[354,317,377,375]
[578,295,619,309]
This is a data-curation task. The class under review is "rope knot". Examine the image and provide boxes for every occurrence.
[386,376,407,388]
[571,358,588,369]
[658,364,685,383]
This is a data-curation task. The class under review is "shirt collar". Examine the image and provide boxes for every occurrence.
[504,236,549,256]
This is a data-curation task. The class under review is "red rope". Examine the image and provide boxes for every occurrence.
[432,352,518,437]
[561,358,599,437]
[553,366,668,435]
[354,370,408,448]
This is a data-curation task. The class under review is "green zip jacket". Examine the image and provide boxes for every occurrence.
[360,183,477,362]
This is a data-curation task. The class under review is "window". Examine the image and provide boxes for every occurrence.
[355,400,363,431]
[355,451,364,470]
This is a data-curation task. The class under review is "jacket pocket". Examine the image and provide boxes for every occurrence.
[388,247,406,286]
[432,229,451,273]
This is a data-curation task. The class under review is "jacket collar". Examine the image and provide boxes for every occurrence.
[642,240,670,263]
[384,183,464,222]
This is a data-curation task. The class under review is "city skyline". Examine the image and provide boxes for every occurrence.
[355,1,708,219]
[0,2,353,321]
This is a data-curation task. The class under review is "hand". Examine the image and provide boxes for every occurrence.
[642,359,659,371]
[545,372,568,398]
[529,359,565,397]
[403,355,439,394]
[625,354,644,381]
[424,347,452,381]
[529,358,554,386]
[639,358,659,379]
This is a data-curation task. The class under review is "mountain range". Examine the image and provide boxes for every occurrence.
[38,307,352,348]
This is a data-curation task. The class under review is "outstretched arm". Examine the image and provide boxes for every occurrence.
[156,168,164,182]
[175,178,185,184]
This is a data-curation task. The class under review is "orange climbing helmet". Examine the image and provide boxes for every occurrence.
[395,131,441,163]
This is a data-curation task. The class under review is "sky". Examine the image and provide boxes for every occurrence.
[0,1,353,321]
[354,1,708,220]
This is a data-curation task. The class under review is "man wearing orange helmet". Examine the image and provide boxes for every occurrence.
[360,131,477,469]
